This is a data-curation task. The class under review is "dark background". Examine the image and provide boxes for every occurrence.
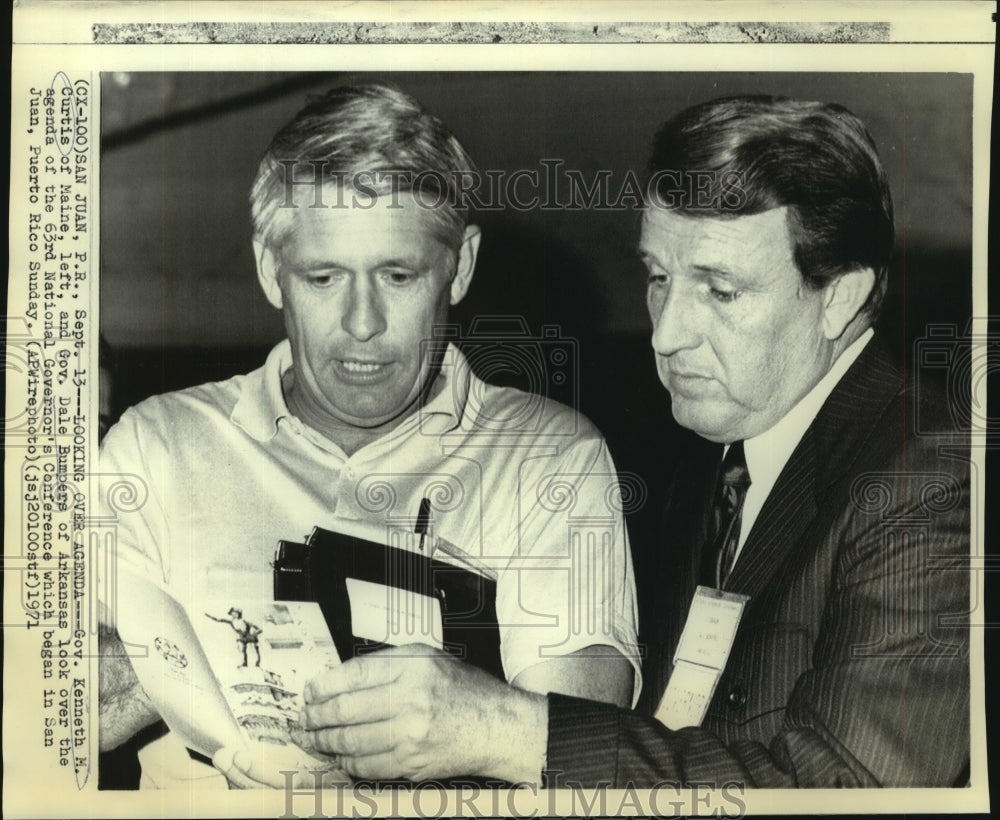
[100,71,972,349]
[100,69,975,507]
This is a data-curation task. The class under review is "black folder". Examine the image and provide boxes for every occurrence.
[274,526,503,680]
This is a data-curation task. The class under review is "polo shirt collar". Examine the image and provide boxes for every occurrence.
[421,343,472,431]
[230,339,472,443]
[231,340,294,441]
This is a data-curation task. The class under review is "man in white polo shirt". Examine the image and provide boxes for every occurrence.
[98,83,639,787]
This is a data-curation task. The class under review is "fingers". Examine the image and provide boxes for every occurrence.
[297,645,460,783]
[213,744,351,790]
[213,747,271,789]
[307,719,397,758]
[305,656,394,703]
[338,750,407,782]
[301,683,396,730]
[306,646,435,704]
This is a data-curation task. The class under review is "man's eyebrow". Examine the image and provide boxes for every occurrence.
[692,263,739,279]
[373,257,425,268]
[285,258,343,270]
[287,256,425,271]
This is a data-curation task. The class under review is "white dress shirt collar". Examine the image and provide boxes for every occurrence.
[734,328,874,556]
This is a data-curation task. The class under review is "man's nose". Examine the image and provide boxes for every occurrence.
[342,276,387,341]
[649,284,699,356]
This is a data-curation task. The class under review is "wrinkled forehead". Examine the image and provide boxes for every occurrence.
[639,205,798,276]
[269,186,462,255]
[642,202,792,241]
[264,195,463,283]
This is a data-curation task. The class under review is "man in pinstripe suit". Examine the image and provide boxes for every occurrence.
[227,96,970,789]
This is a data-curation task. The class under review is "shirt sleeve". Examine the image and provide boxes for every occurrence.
[495,432,642,704]
[97,407,173,621]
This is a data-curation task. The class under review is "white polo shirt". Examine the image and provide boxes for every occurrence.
[100,341,640,785]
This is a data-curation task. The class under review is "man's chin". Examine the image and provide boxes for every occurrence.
[669,399,737,443]
[324,389,425,431]
[330,405,407,430]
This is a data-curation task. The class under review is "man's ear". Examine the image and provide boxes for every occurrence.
[449,225,481,306]
[821,267,876,340]
[253,238,284,310]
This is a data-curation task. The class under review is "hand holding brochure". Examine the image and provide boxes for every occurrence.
[112,514,502,767]
[112,569,341,759]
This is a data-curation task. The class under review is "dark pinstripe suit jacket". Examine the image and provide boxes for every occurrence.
[545,339,970,788]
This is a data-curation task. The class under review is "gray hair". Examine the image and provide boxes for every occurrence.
[251,82,478,252]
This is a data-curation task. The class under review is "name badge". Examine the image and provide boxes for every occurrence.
[654,585,749,730]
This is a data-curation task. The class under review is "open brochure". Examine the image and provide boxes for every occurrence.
[113,570,341,759]
[111,517,502,759]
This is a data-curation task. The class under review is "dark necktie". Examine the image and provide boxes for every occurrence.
[700,441,752,589]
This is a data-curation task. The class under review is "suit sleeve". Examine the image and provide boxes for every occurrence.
[543,444,970,788]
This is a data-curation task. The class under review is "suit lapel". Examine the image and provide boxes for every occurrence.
[725,433,818,598]
[644,339,904,711]
[723,339,904,600]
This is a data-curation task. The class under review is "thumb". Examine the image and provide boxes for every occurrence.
[212,746,264,789]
